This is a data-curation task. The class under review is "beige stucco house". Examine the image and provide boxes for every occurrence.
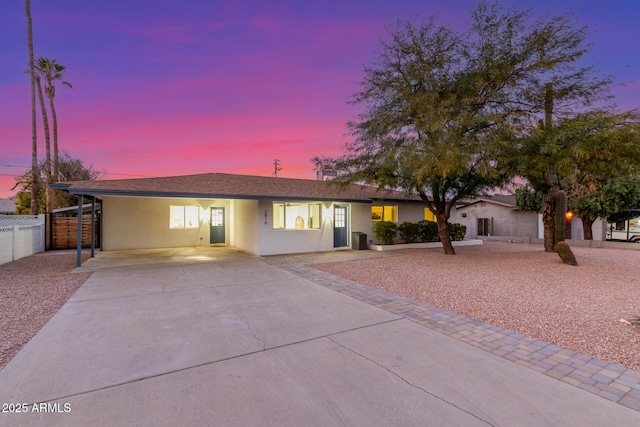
[52,173,438,264]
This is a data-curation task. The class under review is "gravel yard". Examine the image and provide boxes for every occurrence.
[0,252,91,371]
[311,242,640,370]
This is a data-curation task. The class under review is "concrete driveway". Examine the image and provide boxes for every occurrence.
[0,247,638,426]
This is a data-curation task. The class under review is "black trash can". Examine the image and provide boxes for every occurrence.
[352,232,367,250]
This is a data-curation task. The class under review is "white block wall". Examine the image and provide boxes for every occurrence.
[0,223,45,265]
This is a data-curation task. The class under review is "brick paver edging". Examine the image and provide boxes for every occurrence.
[264,254,640,413]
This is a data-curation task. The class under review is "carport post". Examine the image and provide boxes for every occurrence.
[77,194,84,267]
[90,197,96,258]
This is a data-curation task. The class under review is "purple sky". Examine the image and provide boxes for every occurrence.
[1,0,639,198]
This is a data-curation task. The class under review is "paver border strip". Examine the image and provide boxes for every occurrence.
[264,253,640,412]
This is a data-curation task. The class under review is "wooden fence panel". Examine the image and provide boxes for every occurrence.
[52,217,99,249]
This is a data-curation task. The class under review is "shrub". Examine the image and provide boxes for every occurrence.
[398,222,420,243]
[417,220,439,242]
[373,221,398,245]
[448,223,467,241]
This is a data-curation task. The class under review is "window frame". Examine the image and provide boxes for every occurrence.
[424,208,437,222]
[272,202,322,230]
[371,205,398,223]
[170,205,200,229]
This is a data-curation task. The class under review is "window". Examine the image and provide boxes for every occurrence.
[460,212,468,218]
[424,208,437,221]
[334,206,346,228]
[371,206,398,222]
[170,205,199,229]
[272,202,321,230]
[478,218,491,236]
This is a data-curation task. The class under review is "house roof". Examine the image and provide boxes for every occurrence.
[458,194,517,209]
[0,197,16,214]
[50,172,422,203]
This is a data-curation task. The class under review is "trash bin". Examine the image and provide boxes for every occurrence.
[352,232,367,250]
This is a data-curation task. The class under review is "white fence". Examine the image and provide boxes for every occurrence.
[0,215,45,265]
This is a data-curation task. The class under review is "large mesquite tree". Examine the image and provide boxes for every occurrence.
[313,2,600,254]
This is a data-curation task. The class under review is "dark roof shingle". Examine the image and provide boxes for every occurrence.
[51,173,421,203]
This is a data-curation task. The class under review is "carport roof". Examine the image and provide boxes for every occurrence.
[50,172,422,203]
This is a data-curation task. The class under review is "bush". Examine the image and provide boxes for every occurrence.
[417,220,439,242]
[373,221,398,245]
[448,223,467,241]
[398,222,420,243]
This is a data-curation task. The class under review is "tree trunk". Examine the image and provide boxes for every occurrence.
[50,97,60,183]
[436,215,456,255]
[26,0,38,215]
[419,192,456,255]
[36,76,54,214]
[542,191,557,252]
[541,84,556,252]
[580,215,595,240]
[36,77,51,180]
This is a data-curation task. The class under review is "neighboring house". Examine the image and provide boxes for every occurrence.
[52,173,444,258]
[456,195,538,239]
[0,197,16,214]
[456,195,605,241]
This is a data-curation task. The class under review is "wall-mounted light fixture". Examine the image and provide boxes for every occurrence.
[565,211,573,220]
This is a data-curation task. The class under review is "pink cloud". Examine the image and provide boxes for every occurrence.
[612,80,640,111]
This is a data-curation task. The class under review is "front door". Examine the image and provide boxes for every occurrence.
[333,205,348,247]
[210,207,225,244]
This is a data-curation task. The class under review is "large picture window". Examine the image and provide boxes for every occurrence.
[273,202,321,229]
[371,206,398,222]
[424,208,436,222]
[170,205,199,229]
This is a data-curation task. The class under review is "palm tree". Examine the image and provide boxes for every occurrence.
[34,74,52,178]
[36,57,72,182]
[34,72,54,213]
[25,0,38,214]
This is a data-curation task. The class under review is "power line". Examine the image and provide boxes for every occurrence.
[0,164,30,169]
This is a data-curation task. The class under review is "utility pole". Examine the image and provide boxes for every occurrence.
[273,159,282,177]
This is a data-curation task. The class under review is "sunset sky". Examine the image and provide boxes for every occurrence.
[2,0,639,198]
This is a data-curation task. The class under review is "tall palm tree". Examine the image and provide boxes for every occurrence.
[36,57,72,182]
[34,72,54,213]
[25,0,38,214]
[35,74,52,180]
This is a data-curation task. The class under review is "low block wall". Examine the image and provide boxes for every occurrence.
[370,239,483,251]
[0,217,45,265]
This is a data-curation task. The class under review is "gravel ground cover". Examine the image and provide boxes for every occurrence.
[311,242,640,370]
[0,252,91,371]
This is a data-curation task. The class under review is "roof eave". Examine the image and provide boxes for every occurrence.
[60,188,373,203]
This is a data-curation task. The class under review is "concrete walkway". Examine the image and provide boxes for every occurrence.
[0,247,639,426]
